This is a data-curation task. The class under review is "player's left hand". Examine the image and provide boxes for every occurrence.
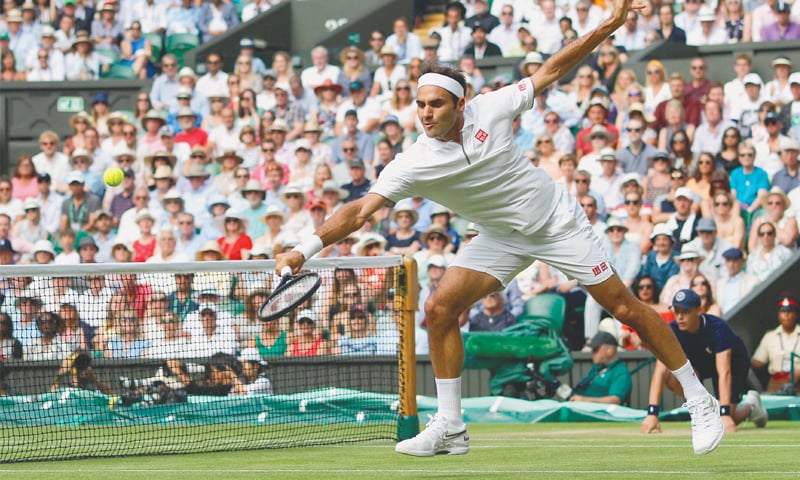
[722,415,737,433]
[611,0,646,24]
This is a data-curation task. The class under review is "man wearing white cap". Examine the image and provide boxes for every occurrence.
[731,73,767,138]
[25,26,64,78]
[755,111,791,178]
[772,138,800,194]
[280,0,725,458]
[686,6,727,46]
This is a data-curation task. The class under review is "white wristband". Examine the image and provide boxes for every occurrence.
[292,234,323,260]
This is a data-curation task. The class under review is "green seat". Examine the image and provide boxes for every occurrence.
[235,1,249,19]
[143,33,163,61]
[95,46,119,65]
[115,110,136,123]
[103,63,136,79]
[166,33,200,55]
[518,293,566,334]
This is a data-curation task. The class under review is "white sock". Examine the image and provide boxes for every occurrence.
[671,360,708,401]
[435,377,463,426]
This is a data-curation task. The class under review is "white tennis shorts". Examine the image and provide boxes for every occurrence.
[450,187,614,287]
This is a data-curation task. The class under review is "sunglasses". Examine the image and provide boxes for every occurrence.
[575,179,590,183]
[691,281,708,287]
[544,118,559,124]
[714,201,731,207]
[625,199,641,205]
[671,175,685,180]
[262,148,276,152]
[672,138,687,143]
[758,230,776,236]
[739,152,754,157]
[626,127,642,133]
[580,203,596,208]
[647,70,661,75]
[342,147,357,152]
[397,86,411,91]
[346,55,359,60]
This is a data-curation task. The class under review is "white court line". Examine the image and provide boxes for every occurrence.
[0,469,797,475]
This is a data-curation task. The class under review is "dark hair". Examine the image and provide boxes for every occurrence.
[445,1,466,19]
[720,126,740,152]
[420,60,467,105]
[0,312,12,337]
[633,275,661,301]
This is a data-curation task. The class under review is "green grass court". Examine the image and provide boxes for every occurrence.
[1,421,796,479]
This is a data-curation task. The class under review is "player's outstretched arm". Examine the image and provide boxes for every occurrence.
[276,192,388,274]
[530,0,643,92]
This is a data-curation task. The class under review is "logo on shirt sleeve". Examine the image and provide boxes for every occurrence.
[591,261,609,276]
[518,82,527,92]
[475,129,488,143]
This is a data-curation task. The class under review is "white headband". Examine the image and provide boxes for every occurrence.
[418,73,465,99]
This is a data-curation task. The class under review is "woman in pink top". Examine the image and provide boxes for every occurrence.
[11,155,39,201]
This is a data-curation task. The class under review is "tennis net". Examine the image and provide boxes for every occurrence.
[0,257,418,462]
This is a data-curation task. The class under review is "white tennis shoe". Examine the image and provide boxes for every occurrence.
[684,393,724,455]
[745,390,768,428]
[395,413,469,457]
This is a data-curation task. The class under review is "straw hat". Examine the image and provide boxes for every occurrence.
[421,224,452,244]
[262,205,287,223]
[69,111,95,129]
[391,204,419,224]
[356,232,387,256]
[152,164,174,180]
[196,241,226,261]
[161,188,183,205]
[223,210,249,231]
[144,150,177,168]
[314,179,348,200]
[280,184,307,204]
[71,31,92,49]
[762,186,791,210]
[135,209,156,224]
[303,120,324,133]
[339,45,365,65]
[185,163,210,178]
[215,149,244,164]
[241,179,266,199]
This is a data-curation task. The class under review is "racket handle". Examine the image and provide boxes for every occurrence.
[280,266,292,278]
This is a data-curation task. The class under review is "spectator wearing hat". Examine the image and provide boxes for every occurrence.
[760,0,800,41]
[264,119,295,167]
[616,118,658,178]
[660,244,704,306]
[754,111,791,178]
[131,208,157,262]
[217,210,252,260]
[75,235,99,263]
[271,83,305,141]
[764,57,794,106]
[12,198,47,248]
[70,148,105,199]
[300,45,341,90]
[685,218,734,282]
[770,138,800,194]
[568,331,632,404]
[370,45,407,99]
[342,158,372,203]
[107,166,136,226]
[593,148,624,210]
[90,209,116,262]
[386,205,422,256]
[331,110,376,167]
[287,309,329,357]
[65,29,108,80]
[752,293,800,392]
[642,289,764,435]
[642,223,680,290]
[138,110,168,155]
[463,21,502,60]
[715,248,758,314]
[384,16,422,66]
[60,170,101,233]
[576,98,619,158]
[90,1,123,48]
[663,186,700,251]
[155,184,183,228]
[686,6,726,46]
[0,235,16,265]
[747,219,794,282]
[729,141,770,214]
[235,180,267,239]
[4,9,37,61]
[117,187,160,243]
[335,81,381,136]
[732,74,768,139]
[414,225,456,289]
[210,149,243,197]
[34,172,64,235]
[174,107,208,148]
[300,121,331,167]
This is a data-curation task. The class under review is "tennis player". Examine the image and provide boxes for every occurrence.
[277,0,724,457]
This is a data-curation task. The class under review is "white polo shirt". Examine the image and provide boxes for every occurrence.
[371,78,559,237]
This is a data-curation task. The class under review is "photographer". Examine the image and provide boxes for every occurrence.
[51,350,112,394]
[568,332,632,405]
[232,348,273,395]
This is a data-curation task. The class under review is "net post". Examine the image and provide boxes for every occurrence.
[396,257,419,440]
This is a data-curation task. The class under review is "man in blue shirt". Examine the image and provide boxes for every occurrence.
[641,289,767,435]
[770,139,800,194]
[729,142,770,214]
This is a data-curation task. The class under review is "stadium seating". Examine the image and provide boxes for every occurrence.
[166,33,200,66]
[518,294,567,334]
[102,63,137,80]
[143,33,163,62]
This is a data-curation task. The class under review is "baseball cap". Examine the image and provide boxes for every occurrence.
[589,331,618,349]
[652,149,671,160]
[381,115,400,129]
[349,80,365,91]
[0,239,15,252]
[789,72,800,85]
[764,111,779,123]
[650,223,674,241]
[743,73,763,86]
[672,289,701,310]
[348,158,365,169]
[696,217,717,232]
[78,236,98,250]
[776,1,791,13]
[308,200,326,210]
[427,254,447,269]
[599,147,617,161]
[239,38,255,48]
[66,171,85,184]
[777,293,799,312]
[344,109,358,118]
[722,247,744,260]
[297,309,317,324]
[771,57,792,68]
[37,172,51,182]
[159,125,175,137]
[674,187,694,201]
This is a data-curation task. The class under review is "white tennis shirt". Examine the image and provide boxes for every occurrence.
[371,78,560,236]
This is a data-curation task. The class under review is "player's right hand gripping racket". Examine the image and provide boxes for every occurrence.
[258,266,322,321]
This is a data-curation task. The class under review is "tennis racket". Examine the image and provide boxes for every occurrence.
[258,266,322,321]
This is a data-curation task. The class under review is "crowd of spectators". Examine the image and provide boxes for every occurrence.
[1,1,799,395]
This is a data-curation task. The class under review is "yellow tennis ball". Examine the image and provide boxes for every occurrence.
[104,167,125,187]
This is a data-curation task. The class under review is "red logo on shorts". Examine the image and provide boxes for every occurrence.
[518,82,527,92]
[475,129,488,143]
[592,261,609,276]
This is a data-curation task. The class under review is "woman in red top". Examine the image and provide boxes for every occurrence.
[217,211,253,260]
[287,309,329,357]
[132,209,157,262]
